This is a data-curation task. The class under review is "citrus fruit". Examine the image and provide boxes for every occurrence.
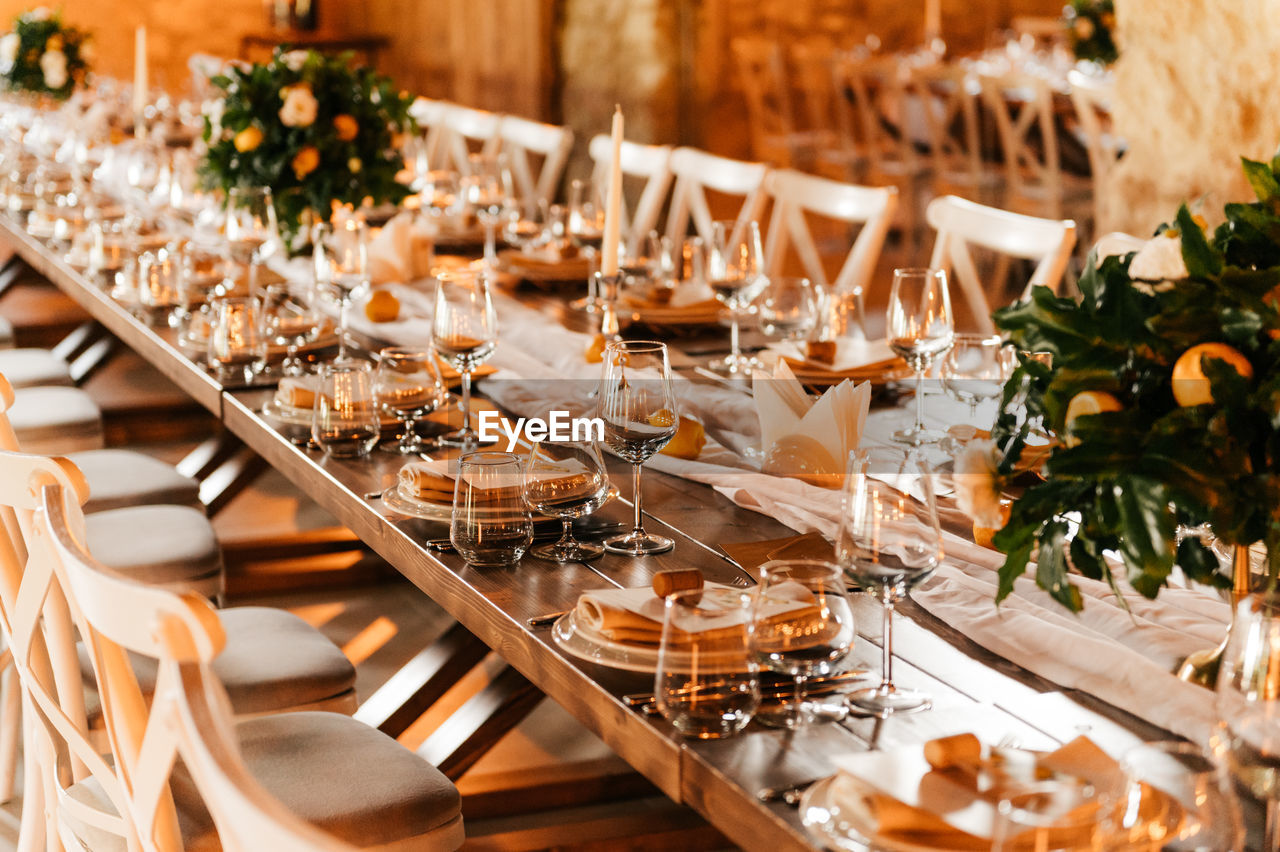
[659,414,706,460]
[584,333,606,364]
[1171,343,1253,407]
[364,290,400,323]
[1064,391,1123,448]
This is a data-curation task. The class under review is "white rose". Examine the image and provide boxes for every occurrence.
[40,49,67,89]
[1128,233,1188,291]
[25,7,51,21]
[281,50,308,72]
[0,33,19,73]
[203,97,224,141]
[278,83,317,128]
[953,440,1006,528]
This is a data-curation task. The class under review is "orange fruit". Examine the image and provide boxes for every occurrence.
[659,414,706,460]
[973,502,1012,549]
[584,333,606,364]
[1064,391,1122,447]
[647,408,676,429]
[364,290,400,323]
[1171,343,1253,407]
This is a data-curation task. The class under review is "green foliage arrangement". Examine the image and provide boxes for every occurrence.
[1063,0,1117,66]
[0,7,90,100]
[987,151,1280,612]
[200,48,415,244]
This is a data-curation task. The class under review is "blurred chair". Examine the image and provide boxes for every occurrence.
[438,104,502,174]
[731,37,832,169]
[1011,15,1068,50]
[664,147,769,243]
[762,170,897,339]
[408,97,454,172]
[587,135,674,259]
[926,195,1076,335]
[905,63,1002,205]
[23,473,463,851]
[496,115,574,218]
[1068,69,1123,233]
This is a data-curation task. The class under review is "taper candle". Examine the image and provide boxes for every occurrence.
[600,105,623,277]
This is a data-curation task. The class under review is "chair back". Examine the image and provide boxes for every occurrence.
[905,63,987,190]
[27,478,355,852]
[830,53,919,177]
[788,39,839,143]
[439,104,502,174]
[926,195,1076,334]
[762,169,897,337]
[1067,69,1120,226]
[980,71,1063,214]
[408,97,454,172]
[664,147,769,243]
[730,38,797,164]
[587,135,673,258]
[496,115,574,218]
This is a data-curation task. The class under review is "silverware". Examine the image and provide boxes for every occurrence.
[757,777,825,805]
[526,610,567,628]
[363,488,386,500]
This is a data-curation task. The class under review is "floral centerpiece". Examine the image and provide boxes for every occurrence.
[964,150,1280,613]
[0,7,90,100]
[1063,0,1117,66]
[199,48,416,245]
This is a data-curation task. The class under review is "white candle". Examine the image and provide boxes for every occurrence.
[924,0,941,44]
[133,26,147,124]
[600,104,623,278]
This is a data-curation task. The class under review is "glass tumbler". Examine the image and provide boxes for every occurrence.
[206,296,264,385]
[137,246,184,327]
[311,360,380,458]
[656,587,760,739]
[450,452,533,567]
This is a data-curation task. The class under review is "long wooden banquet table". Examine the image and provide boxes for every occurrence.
[0,216,1204,850]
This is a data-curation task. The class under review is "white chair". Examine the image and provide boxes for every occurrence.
[23,470,464,852]
[587,134,674,259]
[664,147,769,244]
[495,115,574,218]
[762,170,897,338]
[439,104,502,175]
[1068,69,1122,232]
[926,195,1077,335]
[408,97,454,172]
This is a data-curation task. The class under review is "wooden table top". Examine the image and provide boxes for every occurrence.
[0,215,1232,850]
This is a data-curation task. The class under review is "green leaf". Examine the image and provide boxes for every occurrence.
[1035,521,1082,611]
[1112,475,1177,596]
[1176,206,1223,278]
[1243,157,1280,204]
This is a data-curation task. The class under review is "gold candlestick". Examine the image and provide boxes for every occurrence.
[1177,544,1252,687]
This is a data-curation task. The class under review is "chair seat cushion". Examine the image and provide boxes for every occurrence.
[0,347,73,388]
[8,385,104,454]
[84,505,223,592]
[79,607,357,718]
[67,448,202,514]
[66,713,462,851]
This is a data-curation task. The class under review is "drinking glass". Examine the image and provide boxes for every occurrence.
[992,778,1109,852]
[1217,590,1280,850]
[523,439,612,562]
[941,333,1015,449]
[137,246,183,327]
[707,219,769,375]
[837,450,943,716]
[206,296,264,385]
[461,153,512,269]
[259,284,320,377]
[656,587,760,739]
[311,359,380,458]
[450,451,533,567]
[373,346,447,454]
[567,178,607,312]
[750,559,855,729]
[1113,741,1243,851]
[314,214,370,361]
[432,269,497,447]
[597,340,678,555]
[225,186,279,292]
[887,267,955,445]
[758,275,821,343]
[421,170,463,219]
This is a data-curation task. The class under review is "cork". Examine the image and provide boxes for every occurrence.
[652,569,704,600]
[924,733,982,770]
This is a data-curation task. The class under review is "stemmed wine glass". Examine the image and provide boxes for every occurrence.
[259,283,320,377]
[887,267,954,445]
[567,178,607,312]
[940,333,1014,450]
[1217,589,1280,850]
[837,450,943,716]
[461,153,512,269]
[523,439,612,561]
[314,214,370,361]
[750,559,855,729]
[758,276,821,343]
[225,186,280,293]
[374,346,448,454]
[707,219,769,375]
[597,340,678,555]
[432,269,497,448]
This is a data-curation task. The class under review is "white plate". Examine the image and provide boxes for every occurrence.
[800,775,937,852]
[551,609,663,673]
[381,482,454,521]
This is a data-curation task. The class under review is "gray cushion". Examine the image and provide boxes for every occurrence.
[79,607,356,718]
[67,449,202,514]
[8,385,104,454]
[85,505,223,593]
[0,348,73,388]
[0,316,13,349]
[66,713,462,851]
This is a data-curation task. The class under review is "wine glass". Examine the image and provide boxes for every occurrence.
[431,269,497,448]
[758,276,821,343]
[1217,590,1280,850]
[225,186,280,292]
[567,178,606,312]
[749,559,855,729]
[887,267,954,445]
[374,346,447,454]
[597,340,678,555]
[314,214,370,361]
[1114,741,1243,851]
[707,219,769,375]
[461,153,512,269]
[837,450,943,716]
[259,284,320,377]
[940,333,1014,449]
[522,439,612,561]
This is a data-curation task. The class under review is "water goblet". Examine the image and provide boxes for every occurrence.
[707,219,769,375]
[597,340,678,555]
[260,284,320,377]
[432,269,497,448]
[523,439,612,562]
[887,267,955,446]
[225,186,280,292]
[462,153,513,269]
[758,275,821,343]
[373,346,447,454]
[450,451,533,567]
[1114,741,1243,851]
[314,214,370,361]
[311,359,380,459]
[940,333,1015,449]
[837,450,943,716]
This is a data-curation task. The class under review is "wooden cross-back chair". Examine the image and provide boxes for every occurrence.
[1067,69,1122,232]
[904,63,1001,203]
[762,169,897,339]
[586,134,673,260]
[664,147,769,244]
[926,194,1076,335]
[439,104,502,175]
[730,37,831,169]
[495,115,574,218]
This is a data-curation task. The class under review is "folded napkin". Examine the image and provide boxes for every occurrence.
[719,532,835,579]
[752,360,870,487]
[368,212,435,284]
[275,375,320,410]
[397,460,455,504]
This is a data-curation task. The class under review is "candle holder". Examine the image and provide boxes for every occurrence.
[595,271,622,341]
